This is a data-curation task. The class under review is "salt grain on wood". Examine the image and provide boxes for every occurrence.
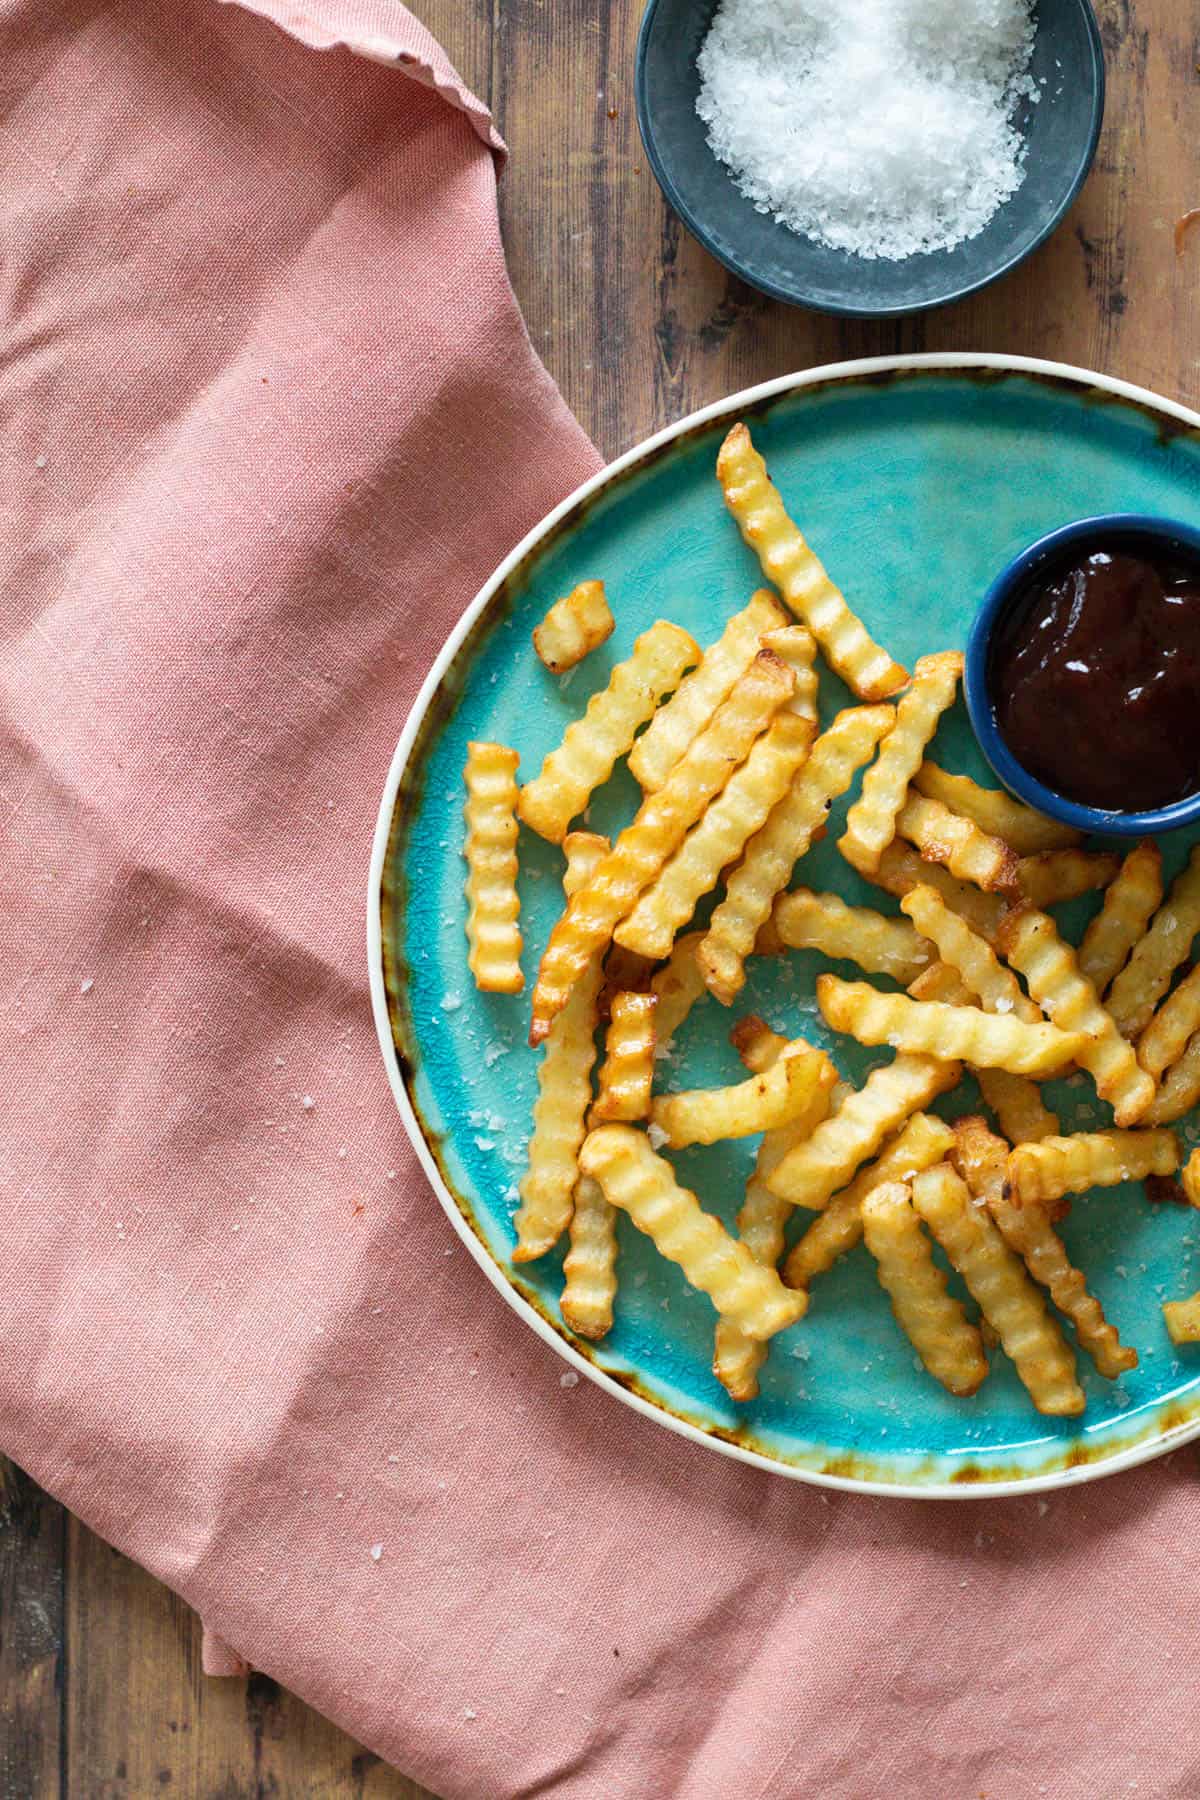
[696,0,1037,260]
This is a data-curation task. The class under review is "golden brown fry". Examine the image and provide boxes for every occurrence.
[698,702,894,1005]
[816,975,1083,1076]
[615,709,815,958]
[839,651,963,872]
[650,932,707,1050]
[771,888,932,984]
[532,579,614,673]
[904,954,1059,1142]
[1182,1148,1200,1210]
[590,991,657,1123]
[1107,845,1200,1039]
[512,833,609,1261]
[560,1174,619,1340]
[1163,1294,1200,1344]
[463,739,523,994]
[597,944,654,1021]
[518,620,698,842]
[1077,840,1164,998]
[997,907,1155,1127]
[766,1053,960,1208]
[1138,964,1200,1082]
[1143,1031,1200,1125]
[911,1163,1084,1416]
[1007,1128,1179,1204]
[912,761,1083,854]
[714,1033,840,1400]
[580,1126,807,1339]
[894,792,1019,895]
[862,1182,988,1396]
[716,423,907,700]
[953,1116,1137,1379]
[864,841,1006,944]
[900,883,1040,1023]
[529,649,795,1043]
[976,1069,1060,1144]
[650,1044,836,1148]
[760,624,819,724]
[1016,849,1121,909]
[907,960,973,1004]
[627,591,785,791]
[783,1112,956,1288]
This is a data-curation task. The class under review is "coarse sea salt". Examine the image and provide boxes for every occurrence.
[696,0,1037,261]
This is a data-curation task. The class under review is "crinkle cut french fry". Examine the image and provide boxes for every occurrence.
[912,761,1083,855]
[627,590,785,792]
[976,1068,1060,1144]
[908,960,973,1005]
[864,841,1006,945]
[580,1126,807,1340]
[714,1035,839,1401]
[1138,964,1200,1082]
[518,620,698,842]
[463,739,523,993]
[560,1175,619,1339]
[760,624,818,724]
[529,649,796,1044]
[651,1043,836,1148]
[1007,1128,1179,1204]
[816,975,1083,1076]
[716,423,908,700]
[997,907,1155,1127]
[894,792,1019,895]
[1016,850,1121,909]
[615,709,815,959]
[1183,1148,1200,1210]
[1077,840,1163,998]
[912,1163,1085,1416]
[1107,845,1200,1040]
[771,888,932,984]
[730,1014,856,1106]
[512,833,609,1262]
[1163,1294,1200,1344]
[590,991,657,1123]
[783,1112,956,1289]
[597,944,654,1022]
[698,702,894,1005]
[650,932,707,1051]
[906,957,1060,1139]
[766,1052,960,1208]
[900,883,1041,1023]
[1144,1031,1200,1125]
[838,651,963,873]
[862,1182,988,1396]
[952,1116,1137,1379]
[532,579,615,674]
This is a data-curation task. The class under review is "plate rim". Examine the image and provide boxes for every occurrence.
[367,351,1200,1501]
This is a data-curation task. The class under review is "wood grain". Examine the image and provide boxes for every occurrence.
[3,0,1198,1794]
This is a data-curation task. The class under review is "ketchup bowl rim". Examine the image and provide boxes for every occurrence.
[964,512,1200,837]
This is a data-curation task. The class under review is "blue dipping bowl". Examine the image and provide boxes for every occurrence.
[964,514,1200,837]
[635,0,1105,317]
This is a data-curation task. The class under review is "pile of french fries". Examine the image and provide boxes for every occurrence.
[461,420,1200,1416]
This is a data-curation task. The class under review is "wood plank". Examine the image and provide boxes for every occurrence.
[63,1516,429,1798]
[0,1461,65,1800]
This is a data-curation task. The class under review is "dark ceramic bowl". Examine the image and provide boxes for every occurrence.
[964,515,1200,837]
[635,0,1105,317]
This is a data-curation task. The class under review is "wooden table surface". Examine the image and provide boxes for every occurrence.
[3,0,1197,1794]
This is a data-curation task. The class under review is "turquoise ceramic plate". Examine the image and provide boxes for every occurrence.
[369,354,1200,1498]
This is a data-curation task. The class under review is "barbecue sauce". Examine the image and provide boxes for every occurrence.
[990,543,1200,811]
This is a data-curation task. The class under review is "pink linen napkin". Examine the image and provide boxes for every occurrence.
[1,4,1198,1796]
